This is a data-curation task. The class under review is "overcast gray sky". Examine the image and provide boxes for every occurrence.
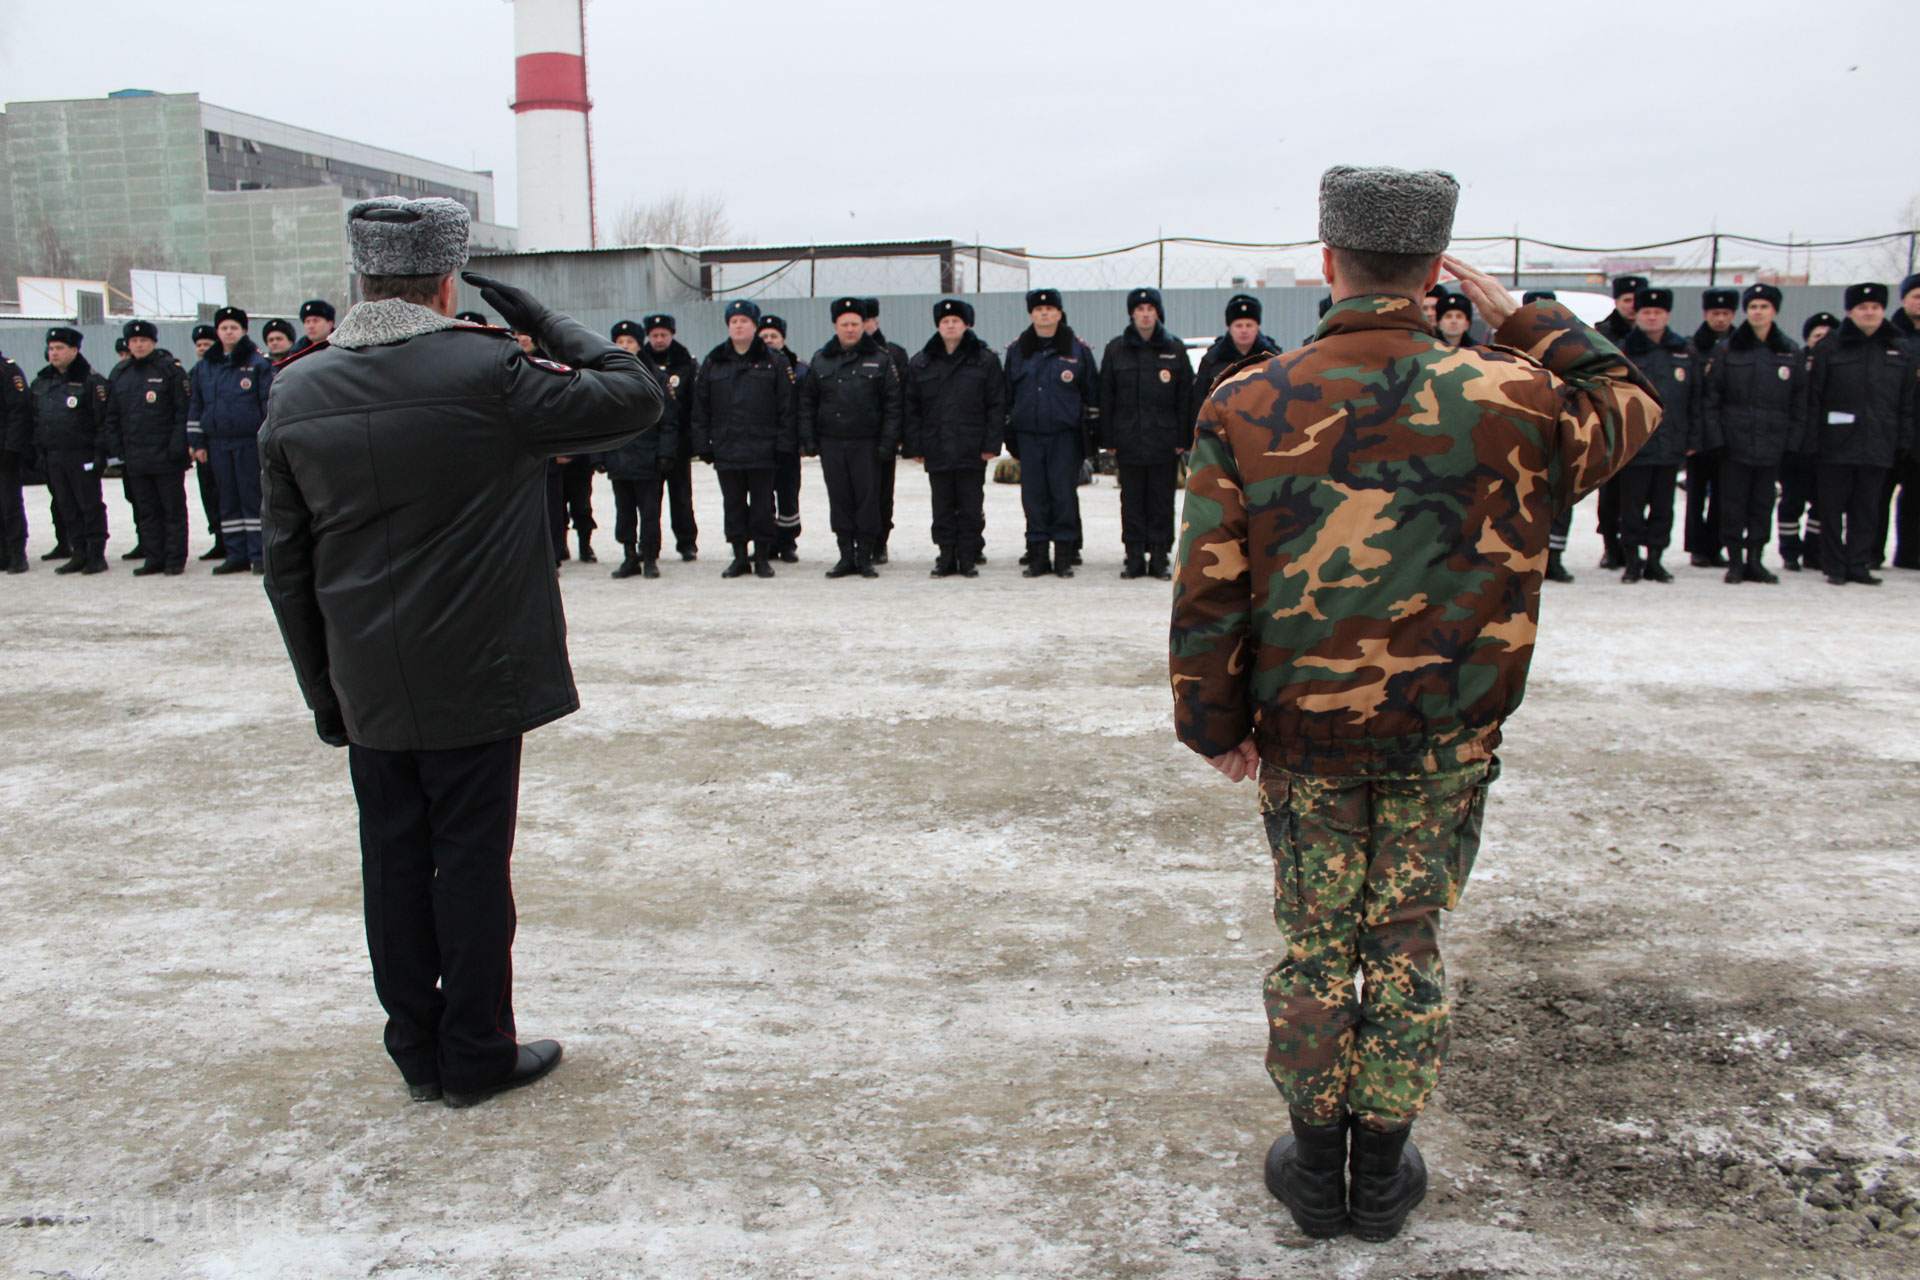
[5,0,1917,272]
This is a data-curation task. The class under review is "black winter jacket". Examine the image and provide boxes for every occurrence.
[604,348,684,482]
[799,333,903,449]
[30,354,110,457]
[1621,328,1700,468]
[1099,323,1196,464]
[1595,310,1635,345]
[104,350,191,476]
[1803,319,1916,467]
[691,337,797,470]
[642,339,699,459]
[903,330,1005,471]
[1701,323,1804,467]
[259,306,663,753]
[1693,321,1734,356]
[1,354,29,459]
[1004,326,1098,444]
[1193,331,1281,402]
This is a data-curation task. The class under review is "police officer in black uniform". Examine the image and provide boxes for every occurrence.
[1194,295,1281,405]
[758,314,806,561]
[1616,288,1699,583]
[903,298,1005,577]
[295,299,336,353]
[604,319,676,579]
[1684,287,1739,566]
[1594,275,1648,570]
[861,298,911,564]
[1807,282,1915,585]
[1100,286,1194,580]
[803,297,903,579]
[187,322,226,562]
[692,299,796,579]
[104,319,193,575]
[642,314,701,562]
[30,326,112,575]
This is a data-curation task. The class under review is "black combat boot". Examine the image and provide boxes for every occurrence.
[641,559,659,579]
[1847,569,1883,586]
[1068,541,1083,565]
[1643,552,1674,584]
[610,543,641,578]
[42,541,72,562]
[776,543,799,564]
[1723,547,1744,584]
[1052,541,1075,578]
[1779,532,1801,572]
[721,541,752,578]
[1263,1113,1350,1239]
[1119,544,1145,579]
[1743,547,1779,584]
[79,542,109,575]
[826,537,858,579]
[1620,547,1643,584]
[133,559,167,577]
[120,544,147,561]
[959,547,980,578]
[1599,535,1623,570]
[6,542,27,574]
[679,545,698,562]
[1021,543,1051,577]
[1148,544,1172,580]
[576,531,596,564]
[855,539,880,578]
[55,548,88,575]
[930,547,958,578]
[1544,550,1574,583]
[211,556,251,575]
[752,542,776,578]
[872,536,889,566]
[1347,1120,1427,1242]
[199,542,227,562]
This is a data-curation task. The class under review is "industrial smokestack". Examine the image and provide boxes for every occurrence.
[511,0,596,251]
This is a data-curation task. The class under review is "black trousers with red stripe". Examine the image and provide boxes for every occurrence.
[349,735,524,1092]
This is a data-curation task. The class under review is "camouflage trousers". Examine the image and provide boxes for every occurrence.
[1258,756,1498,1130]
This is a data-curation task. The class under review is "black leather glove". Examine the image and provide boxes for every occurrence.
[315,705,349,748]
[460,272,551,338]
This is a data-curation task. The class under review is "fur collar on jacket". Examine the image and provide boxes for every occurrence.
[920,329,987,360]
[1016,324,1079,358]
[329,299,460,351]
[1727,321,1795,354]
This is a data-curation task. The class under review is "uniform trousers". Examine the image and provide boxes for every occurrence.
[1595,475,1622,541]
[0,454,26,550]
[1717,461,1777,554]
[207,436,262,564]
[716,466,777,545]
[125,471,189,571]
[1818,463,1889,580]
[46,451,107,552]
[349,735,524,1093]
[874,447,897,543]
[194,458,224,551]
[1117,458,1178,548]
[1777,455,1821,565]
[927,466,986,560]
[819,438,882,540]
[1259,758,1496,1129]
[664,453,698,554]
[1683,453,1720,555]
[1617,464,1679,553]
[610,476,664,563]
[1548,503,1573,556]
[773,452,803,553]
[1015,432,1082,545]
[561,457,596,541]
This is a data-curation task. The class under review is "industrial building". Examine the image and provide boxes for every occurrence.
[0,90,515,319]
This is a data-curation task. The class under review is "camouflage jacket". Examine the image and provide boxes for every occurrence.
[1170,295,1663,776]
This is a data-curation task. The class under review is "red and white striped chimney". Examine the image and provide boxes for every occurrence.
[511,0,596,251]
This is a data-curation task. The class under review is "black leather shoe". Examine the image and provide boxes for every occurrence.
[1348,1121,1427,1242]
[443,1040,563,1109]
[776,547,799,564]
[1643,559,1675,584]
[407,1081,443,1102]
[199,545,227,562]
[1848,571,1883,586]
[1598,538,1623,570]
[1544,552,1575,583]
[641,560,659,579]
[120,546,147,561]
[133,561,167,577]
[678,547,698,562]
[1148,547,1172,581]
[42,543,72,561]
[210,558,251,575]
[1264,1114,1350,1239]
[872,540,889,566]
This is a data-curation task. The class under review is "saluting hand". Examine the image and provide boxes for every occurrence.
[461,272,549,337]
[1440,255,1518,330]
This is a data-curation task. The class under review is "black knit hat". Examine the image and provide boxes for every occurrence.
[1438,292,1473,322]
[1126,286,1164,318]
[1741,284,1783,310]
[1025,287,1063,313]
[860,297,881,320]
[46,326,82,348]
[757,314,788,336]
[122,318,159,341]
[1521,289,1558,304]
[1802,311,1839,339]
[610,320,643,342]
[262,318,296,341]
[830,296,865,321]
[1611,275,1649,300]
[1224,294,1261,324]
[1634,287,1675,312]
[213,305,249,329]
[299,298,336,322]
[642,313,675,334]
[1844,282,1889,310]
[191,324,216,343]
[933,298,975,326]
[1701,289,1739,312]
[724,299,762,322]
[454,311,488,325]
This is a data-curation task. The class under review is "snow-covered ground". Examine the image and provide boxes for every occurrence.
[3,465,1917,1279]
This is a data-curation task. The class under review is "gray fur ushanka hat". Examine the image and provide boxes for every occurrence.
[1318,165,1459,255]
[348,197,471,276]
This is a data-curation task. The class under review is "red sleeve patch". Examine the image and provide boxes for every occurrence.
[529,356,574,374]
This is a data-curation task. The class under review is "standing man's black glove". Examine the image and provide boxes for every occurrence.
[461,272,552,339]
[315,705,349,748]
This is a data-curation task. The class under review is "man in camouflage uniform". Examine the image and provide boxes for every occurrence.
[1170,166,1661,1243]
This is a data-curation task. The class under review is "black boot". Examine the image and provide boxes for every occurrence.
[120,545,147,561]
[133,559,167,577]
[211,556,252,575]
[641,559,659,579]
[79,542,109,575]
[1743,547,1779,584]
[1599,535,1623,570]
[930,547,958,578]
[6,542,27,574]
[1620,547,1643,584]
[1263,1113,1350,1240]
[872,536,889,566]
[1068,542,1083,565]
[1723,548,1745,585]
[776,543,799,564]
[42,541,72,562]
[856,539,879,578]
[576,532,596,564]
[1052,541,1075,578]
[1544,550,1574,583]
[1021,543,1052,577]
[1119,544,1145,579]
[1148,544,1172,581]
[721,541,751,578]
[54,548,88,575]
[611,543,641,578]
[1018,546,1033,566]
[1780,532,1801,572]
[199,542,227,562]
[826,537,858,579]
[753,542,776,578]
[1347,1120,1427,1243]
[1643,552,1674,584]
[959,547,980,578]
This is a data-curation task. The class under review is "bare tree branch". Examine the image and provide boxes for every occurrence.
[613,191,735,247]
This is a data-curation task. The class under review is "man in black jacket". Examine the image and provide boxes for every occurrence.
[860,298,911,564]
[1683,288,1739,567]
[1616,289,1699,583]
[645,315,700,562]
[904,298,1004,577]
[1593,276,1648,570]
[1882,273,1920,569]
[186,323,225,562]
[1,344,31,573]
[1701,285,1803,584]
[1101,287,1194,579]
[605,319,677,579]
[1778,312,1839,572]
[260,196,664,1109]
[104,319,192,575]
[30,327,113,576]
[1193,294,1281,408]
[1806,282,1915,586]
[692,299,797,579]
[802,297,903,579]
[759,314,806,562]
[294,299,336,353]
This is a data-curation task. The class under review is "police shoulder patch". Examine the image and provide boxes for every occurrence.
[528,356,574,374]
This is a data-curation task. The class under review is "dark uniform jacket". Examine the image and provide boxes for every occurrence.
[1621,327,1699,467]
[259,306,663,753]
[691,336,797,470]
[1693,321,1734,355]
[1595,310,1634,345]
[1803,318,1916,467]
[1,354,30,460]
[29,355,110,458]
[104,350,191,476]
[603,348,685,482]
[1099,323,1197,465]
[1701,323,1804,467]
[1003,326,1098,449]
[642,339,699,461]
[188,336,274,445]
[799,333,904,451]
[902,330,1006,471]
[1193,331,1282,402]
